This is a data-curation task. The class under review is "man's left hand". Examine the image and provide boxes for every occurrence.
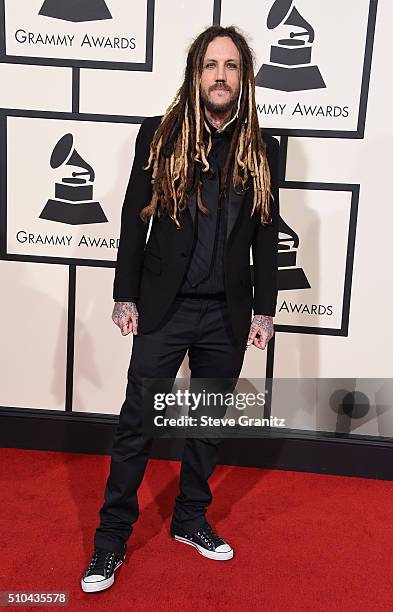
[246,314,274,350]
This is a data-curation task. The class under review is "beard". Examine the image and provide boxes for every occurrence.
[200,84,240,114]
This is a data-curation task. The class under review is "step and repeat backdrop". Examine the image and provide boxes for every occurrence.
[1,0,391,440]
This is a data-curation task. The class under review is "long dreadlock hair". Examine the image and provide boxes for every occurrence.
[140,25,274,229]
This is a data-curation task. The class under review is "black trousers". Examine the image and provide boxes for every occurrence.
[94,296,246,555]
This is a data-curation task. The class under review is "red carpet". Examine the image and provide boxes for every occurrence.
[1,447,393,611]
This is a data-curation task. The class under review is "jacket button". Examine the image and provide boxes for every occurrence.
[181,251,189,257]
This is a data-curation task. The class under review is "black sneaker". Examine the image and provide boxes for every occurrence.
[81,544,127,593]
[170,520,233,560]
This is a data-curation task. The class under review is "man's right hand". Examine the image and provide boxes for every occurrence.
[112,301,139,336]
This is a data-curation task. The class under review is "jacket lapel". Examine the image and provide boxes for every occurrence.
[187,190,197,224]
[226,175,247,242]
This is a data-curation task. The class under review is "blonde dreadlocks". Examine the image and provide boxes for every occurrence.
[140,25,274,229]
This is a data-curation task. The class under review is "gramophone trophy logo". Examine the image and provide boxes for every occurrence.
[38,0,113,22]
[277,216,310,290]
[255,0,326,92]
[39,133,108,226]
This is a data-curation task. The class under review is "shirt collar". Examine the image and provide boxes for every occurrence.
[206,116,237,138]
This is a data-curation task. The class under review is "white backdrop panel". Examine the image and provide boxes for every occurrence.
[0,64,71,111]
[4,0,148,64]
[0,260,68,410]
[6,118,139,262]
[276,188,351,330]
[220,0,371,131]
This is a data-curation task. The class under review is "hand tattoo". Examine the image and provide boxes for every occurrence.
[246,314,274,350]
[112,301,138,335]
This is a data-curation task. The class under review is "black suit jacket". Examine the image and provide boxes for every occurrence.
[113,115,280,347]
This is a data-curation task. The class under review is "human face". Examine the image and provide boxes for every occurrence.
[200,36,241,115]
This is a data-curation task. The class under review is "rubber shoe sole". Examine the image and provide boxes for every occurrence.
[172,534,234,560]
[81,558,124,593]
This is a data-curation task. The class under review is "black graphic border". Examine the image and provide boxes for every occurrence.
[216,0,378,139]
[0,111,146,268]
[0,0,155,72]
[274,181,359,337]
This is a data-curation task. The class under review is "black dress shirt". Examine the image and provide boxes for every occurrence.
[176,118,236,298]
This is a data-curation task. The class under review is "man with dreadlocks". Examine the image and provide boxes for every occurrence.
[81,25,279,593]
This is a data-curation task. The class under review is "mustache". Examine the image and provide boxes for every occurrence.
[209,83,231,92]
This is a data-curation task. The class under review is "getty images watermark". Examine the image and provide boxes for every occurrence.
[139,376,393,438]
[141,377,287,438]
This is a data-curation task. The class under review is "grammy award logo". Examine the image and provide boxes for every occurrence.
[38,0,112,23]
[39,133,108,226]
[277,217,310,290]
[255,0,326,92]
